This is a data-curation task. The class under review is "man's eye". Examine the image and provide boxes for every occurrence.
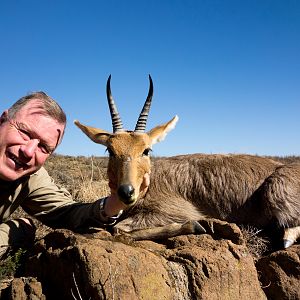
[18,129,31,139]
[39,144,52,155]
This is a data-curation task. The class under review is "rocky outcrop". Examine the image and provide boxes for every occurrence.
[2,220,300,299]
[19,220,265,300]
[0,277,45,299]
[256,245,300,300]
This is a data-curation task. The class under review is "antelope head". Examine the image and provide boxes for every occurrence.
[74,75,178,206]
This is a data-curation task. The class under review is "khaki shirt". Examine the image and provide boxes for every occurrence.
[0,167,106,229]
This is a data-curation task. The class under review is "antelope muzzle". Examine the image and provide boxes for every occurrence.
[117,184,136,205]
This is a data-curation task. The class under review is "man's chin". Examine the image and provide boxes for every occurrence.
[0,168,36,181]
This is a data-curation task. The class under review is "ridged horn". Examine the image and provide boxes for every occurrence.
[134,75,153,132]
[106,75,123,133]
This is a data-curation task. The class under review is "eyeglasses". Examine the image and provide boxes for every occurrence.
[7,117,55,155]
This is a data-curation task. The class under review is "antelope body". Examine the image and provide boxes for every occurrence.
[75,76,300,248]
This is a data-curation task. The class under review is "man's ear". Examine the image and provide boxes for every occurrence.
[0,110,9,125]
[147,115,179,145]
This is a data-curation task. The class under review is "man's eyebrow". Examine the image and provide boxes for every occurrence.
[15,121,29,130]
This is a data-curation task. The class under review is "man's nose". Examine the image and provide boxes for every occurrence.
[20,139,40,158]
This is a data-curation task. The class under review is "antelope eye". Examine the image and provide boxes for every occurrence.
[106,148,115,157]
[142,148,151,156]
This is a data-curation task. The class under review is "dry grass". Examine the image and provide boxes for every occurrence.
[240,225,270,260]
[45,154,110,201]
[267,155,300,164]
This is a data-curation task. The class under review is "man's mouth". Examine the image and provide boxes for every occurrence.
[8,153,28,169]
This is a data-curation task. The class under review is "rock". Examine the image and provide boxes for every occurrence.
[21,221,266,300]
[256,245,300,300]
[163,234,265,300]
[1,277,45,300]
[24,230,176,300]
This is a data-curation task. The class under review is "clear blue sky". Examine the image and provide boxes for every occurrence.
[1,0,299,157]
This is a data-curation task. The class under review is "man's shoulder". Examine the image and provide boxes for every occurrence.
[28,167,52,187]
[29,167,50,180]
[32,167,49,177]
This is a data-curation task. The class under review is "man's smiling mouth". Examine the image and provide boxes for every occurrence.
[8,153,29,169]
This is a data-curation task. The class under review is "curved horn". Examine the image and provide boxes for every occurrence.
[106,75,123,132]
[134,75,153,132]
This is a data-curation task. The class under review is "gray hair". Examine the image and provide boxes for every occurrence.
[8,91,66,125]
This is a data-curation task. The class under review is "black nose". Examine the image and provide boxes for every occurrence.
[118,184,135,202]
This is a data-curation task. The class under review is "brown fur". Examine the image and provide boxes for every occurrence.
[115,154,300,245]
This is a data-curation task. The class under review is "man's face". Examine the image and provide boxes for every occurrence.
[0,99,65,181]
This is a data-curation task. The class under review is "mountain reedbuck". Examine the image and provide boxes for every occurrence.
[75,75,300,248]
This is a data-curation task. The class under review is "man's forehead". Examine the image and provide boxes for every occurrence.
[15,100,65,143]
[16,99,47,116]
[15,100,63,127]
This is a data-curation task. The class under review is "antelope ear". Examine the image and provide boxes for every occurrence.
[74,120,111,146]
[147,115,178,145]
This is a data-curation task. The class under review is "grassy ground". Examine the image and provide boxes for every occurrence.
[45,154,110,201]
